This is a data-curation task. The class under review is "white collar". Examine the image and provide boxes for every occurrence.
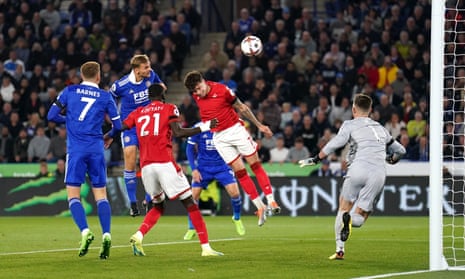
[81,81,99,88]
[128,71,142,84]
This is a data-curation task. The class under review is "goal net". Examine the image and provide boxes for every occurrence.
[431,0,465,271]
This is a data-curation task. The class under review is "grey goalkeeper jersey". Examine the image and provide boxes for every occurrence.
[322,117,399,167]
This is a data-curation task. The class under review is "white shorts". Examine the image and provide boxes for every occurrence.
[141,162,192,201]
[213,123,257,164]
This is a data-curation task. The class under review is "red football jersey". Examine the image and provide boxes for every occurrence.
[193,81,239,132]
[124,101,179,168]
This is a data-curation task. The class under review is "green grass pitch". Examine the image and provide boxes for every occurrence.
[0,216,464,279]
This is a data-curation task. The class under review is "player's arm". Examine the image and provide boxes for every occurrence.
[232,98,273,137]
[170,119,217,138]
[386,138,406,164]
[186,139,202,182]
[299,122,350,167]
[47,96,67,124]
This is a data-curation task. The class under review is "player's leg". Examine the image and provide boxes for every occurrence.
[180,195,223,256]
[223,182,245,236]
[159,163,222,256]
[88,152,112,259]
[230,158,267,226]
[130,164,165,256]
[244,153,281,215]
[123,144,139,216]
[183,186,202,240]
[65,153,94,257]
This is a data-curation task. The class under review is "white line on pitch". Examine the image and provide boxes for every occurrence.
[0,237,242,256]
[353,269,431,279]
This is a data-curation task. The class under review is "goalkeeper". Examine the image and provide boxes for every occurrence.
[299,94,405,260]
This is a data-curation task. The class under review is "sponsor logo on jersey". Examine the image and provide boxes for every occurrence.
[133,89,149,104]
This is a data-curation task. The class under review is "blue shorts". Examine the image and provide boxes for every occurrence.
[121,127,139,148]
[192,164,237,189]
[65,152,107,187]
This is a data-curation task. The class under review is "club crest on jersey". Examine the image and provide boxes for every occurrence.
[146,81,151,87]
[124,136,130,143]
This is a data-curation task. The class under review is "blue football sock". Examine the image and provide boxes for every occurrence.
[97,199,111,234]
[69,198,88,231]
[231,196,242,220]
[124,170,137,203]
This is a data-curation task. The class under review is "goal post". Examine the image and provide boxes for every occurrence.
[431,0,465,271]
[429,0,446,271]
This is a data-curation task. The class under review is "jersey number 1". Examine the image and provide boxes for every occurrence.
[138,113,160,136]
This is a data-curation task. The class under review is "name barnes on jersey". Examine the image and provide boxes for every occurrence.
[76,87,101,97]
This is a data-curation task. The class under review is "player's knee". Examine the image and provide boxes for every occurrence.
[250,161,262,172]
[234,168,248,179]
[351,213,365,227]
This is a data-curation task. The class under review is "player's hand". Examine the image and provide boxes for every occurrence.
[259,125,273,137]
[191,169,202,183]
[210,118,218,129]
[103,133,114,149]
[386,153,401,164]
[298,156,321,167]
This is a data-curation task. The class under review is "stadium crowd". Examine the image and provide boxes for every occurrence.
[0,0,433,176]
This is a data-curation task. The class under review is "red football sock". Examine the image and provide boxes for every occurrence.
[235,168,259,200]
[250,162,272,195]
[187,204,209,244]
[139,206,163,235]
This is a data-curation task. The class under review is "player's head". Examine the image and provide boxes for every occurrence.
[352,93,372,117]
[184,71,208,97]
[148,83,166,101]
[80,61,101,84]
[130,54,151,79]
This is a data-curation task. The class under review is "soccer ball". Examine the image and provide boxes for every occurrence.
[240,35,263,57]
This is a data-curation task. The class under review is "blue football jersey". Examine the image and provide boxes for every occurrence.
[187,128,225,167]
[56,82,120,154]
[109,69,162,120]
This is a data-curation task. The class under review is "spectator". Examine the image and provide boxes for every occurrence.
[27,124,50,162]
[47,124,66,162]
[14,128,29,162]
[0,125,14,162]
[255,137,270,163]
[297,114,318,156]
[69,0,93,31]
[178,94,200,128]
[269,135,289,164]
[219,68,238,93]
[4,50,25,78]
[310,159,333,177]
[36,159,53,178]
[55,158,66,177]
[7,111,23,138]
[179,0,202,44]
[374,94,399,125]
[287,136,310,164]
[0,74,15,103]
[385,112,406,141]
[259,92,281,133]
[407,110,427,141]
[282,124,296,148]
[329,96,352,126]
[377,56,399,90]
[201,40,229,73]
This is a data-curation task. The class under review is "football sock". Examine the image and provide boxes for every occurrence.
[69,198,88,231]
[186,199,198,230]
[235,169,259,200]
[351,213,365,227]
[335,210,345,249]
[265,194,275,204]
[96,199,111,234]
[145,193,151,203]
[139,206,163,235]
[231,196,242,220]
[124,170,137,203]
[187,204,209,244]
[250,162,273,195]
[252,197,266,210]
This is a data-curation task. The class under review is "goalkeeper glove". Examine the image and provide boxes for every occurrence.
[386,152,401,164]
[298,156,321,167]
